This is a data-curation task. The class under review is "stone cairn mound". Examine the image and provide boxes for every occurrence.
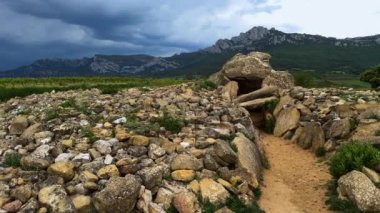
[0,82,266,212]
[211,51,380,212]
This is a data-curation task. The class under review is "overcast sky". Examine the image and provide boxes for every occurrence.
[1,0,379,70]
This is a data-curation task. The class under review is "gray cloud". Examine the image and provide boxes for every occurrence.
[0,0,282,70]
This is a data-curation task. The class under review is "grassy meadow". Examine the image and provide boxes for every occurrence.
[0,77,186,102]
[293,71,371,88]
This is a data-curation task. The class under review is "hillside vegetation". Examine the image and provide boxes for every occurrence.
[0,77,186,102]
[2,27,380,78]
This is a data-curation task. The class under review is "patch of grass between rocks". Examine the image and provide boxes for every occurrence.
[3,153,22,168]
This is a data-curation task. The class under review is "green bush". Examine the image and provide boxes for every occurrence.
[44,107,61,121]
[261,155,271,169]
[166,205,179,213]
[225,196,264,213]
[198,80,217,90]
[264,117,276,134]
[329,143,380,179]
[80,127,98,144]
[263,100,278,113]
[375,130,380,136]
[360,65,380,88]
[199,195,264,213]
[60,98,91,115]
[3,153,22,168]
[219,133,237,142]
[349,118,359,131]
[376,182,380,189]
[315,147,326,157]
[157,111,184,133]
[294,72,316,87]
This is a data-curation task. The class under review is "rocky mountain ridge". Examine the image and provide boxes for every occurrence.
[204,26,380,53]
[1,26,380,77]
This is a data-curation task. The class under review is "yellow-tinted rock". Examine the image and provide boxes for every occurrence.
[97,165,120,179]
[38,185,75,212]
[230,176,242,186]
[84,182,98,190]
[47,162,75,181]
[104,122,113,129]
[115,128,130,142]
[72,195,91,213]
[171,170,195,182]
[61,139,73,148]
[130,135,150,146]
[217,178,233,189]
[199,178,229,204]
[188,180,200,194]
[80,171,98,183]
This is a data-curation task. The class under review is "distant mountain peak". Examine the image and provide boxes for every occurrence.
[1,26,380,77]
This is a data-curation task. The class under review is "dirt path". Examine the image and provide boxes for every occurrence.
[259,133,332,213]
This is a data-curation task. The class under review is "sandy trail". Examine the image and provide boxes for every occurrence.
[259,133,333,213]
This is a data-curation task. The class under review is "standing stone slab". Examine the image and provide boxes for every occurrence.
[273,107,300,137]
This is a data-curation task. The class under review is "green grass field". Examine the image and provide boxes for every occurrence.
[293,71,371,88]
[0,77,186,102]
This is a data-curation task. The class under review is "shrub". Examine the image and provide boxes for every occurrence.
[199,195,264,213]
[349,118,359,131]
[329,143,380,179]
[166,205,179,213]
[263,100,278,113]
[199,200,219,213]
[315,147,326,157]
[375,130,380,136]
[367,113,380,121]
[219,133,237,142]
[157,111,184,133]
[60,98,77,108]
[3,153,22,168]
[360,65,380,88]
[376,182,380,189]
[60,98,91,115]
[199,80,217,90]
[225,196,264,213]
[18,108,32,115]
[80,127,98,144]
[230,143,238,153]
[253,187,262,199]
[262,155,271,169]
[264,117,276,134]
[125,120,160,135]
[294,72,316,87]
[44,107,60,121]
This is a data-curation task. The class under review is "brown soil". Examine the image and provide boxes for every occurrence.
[259,133,333,213]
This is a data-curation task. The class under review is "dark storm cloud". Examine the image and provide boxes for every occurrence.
[0,0,281,70]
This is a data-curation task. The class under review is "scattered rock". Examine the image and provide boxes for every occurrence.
[97,165,119,179]
[273,107,300,137]
[47,162,75,181]
[291,122,325,150]
[171,154,203,171]
[232,133,261,187]
[9,116,28,135]
[38,185,75,213]
[2,200,22,212]
[199,178,230,204]
[72,195,92,213]
[338,170,380,212]
[173,191,198,213]
[171,170,196,182]
[93,175,141,213]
